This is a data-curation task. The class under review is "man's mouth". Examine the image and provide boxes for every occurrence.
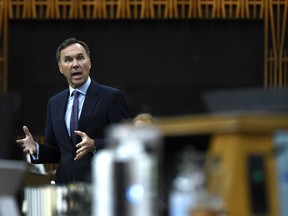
[71,72,82,77]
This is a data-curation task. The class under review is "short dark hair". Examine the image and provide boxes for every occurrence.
[56,38,91,63]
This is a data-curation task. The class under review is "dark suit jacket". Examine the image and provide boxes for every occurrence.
[32,79,130,183]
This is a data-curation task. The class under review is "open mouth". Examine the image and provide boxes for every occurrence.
[71,72,82,77]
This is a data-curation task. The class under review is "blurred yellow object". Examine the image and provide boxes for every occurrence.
[191,208,218,216]
[157,113,287,216]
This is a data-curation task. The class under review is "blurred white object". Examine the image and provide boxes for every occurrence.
[169,148,206,216]
[0,159,26,216]
[93,123,162,216]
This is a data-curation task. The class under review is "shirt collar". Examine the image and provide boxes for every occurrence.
[69,76,91,96]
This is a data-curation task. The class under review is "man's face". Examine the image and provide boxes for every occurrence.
[58,43,91,88]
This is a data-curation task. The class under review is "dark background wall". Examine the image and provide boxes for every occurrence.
[8,19,263,135]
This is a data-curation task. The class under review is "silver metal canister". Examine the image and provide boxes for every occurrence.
[92,123,162,216]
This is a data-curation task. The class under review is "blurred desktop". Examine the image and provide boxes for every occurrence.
[157,87,288,216]
[202,87,288,114]
[0,159,26,216]
[2,88,288,216]
[157,112,288,216]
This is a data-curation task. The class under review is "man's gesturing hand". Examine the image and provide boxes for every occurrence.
[74,130,95,160]
[16,125,37,155]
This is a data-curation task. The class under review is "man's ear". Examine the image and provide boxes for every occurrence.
[58,63,63,74]
[88,59,92,71]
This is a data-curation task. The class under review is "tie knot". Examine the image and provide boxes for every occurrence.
[72,90,80,98]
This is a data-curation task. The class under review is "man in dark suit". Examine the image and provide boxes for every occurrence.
[16,38,130,184]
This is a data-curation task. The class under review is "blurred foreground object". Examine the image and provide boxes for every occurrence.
[169,147,227,216]
[23,183,91,216]
[156,113,288,216]
[273,130,288,216]
[93,123,162,216]
[0,159,26,216]
[202,87,288,114]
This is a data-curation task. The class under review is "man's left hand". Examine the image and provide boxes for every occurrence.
[74,130,95,160]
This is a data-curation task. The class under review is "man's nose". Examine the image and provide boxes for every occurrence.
[72,58,79,67]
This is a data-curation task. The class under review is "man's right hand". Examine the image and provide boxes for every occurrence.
[16,125,37,155]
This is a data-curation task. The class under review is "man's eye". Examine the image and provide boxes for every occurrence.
[77,56,84,60]
[64,58,72,62]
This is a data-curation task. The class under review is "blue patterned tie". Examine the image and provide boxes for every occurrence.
[70,90,80,144]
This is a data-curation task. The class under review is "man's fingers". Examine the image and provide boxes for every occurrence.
[76,146,85,154]
[22,147,29,153]
[23,125,31,137]
[29,149,34,155]
[74,130,86,139]
[74,153,81,160]
[16,139,23,145]
[74,151,85,161]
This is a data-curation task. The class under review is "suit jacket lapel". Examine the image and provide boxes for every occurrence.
[54,89,72,145]
[78,80,100,130]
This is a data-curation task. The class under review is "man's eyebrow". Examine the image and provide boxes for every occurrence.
[63,53,84,59]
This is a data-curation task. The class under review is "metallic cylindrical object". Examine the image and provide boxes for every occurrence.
[93,123,162,216]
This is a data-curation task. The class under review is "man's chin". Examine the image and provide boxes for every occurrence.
[70,79,85,88]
